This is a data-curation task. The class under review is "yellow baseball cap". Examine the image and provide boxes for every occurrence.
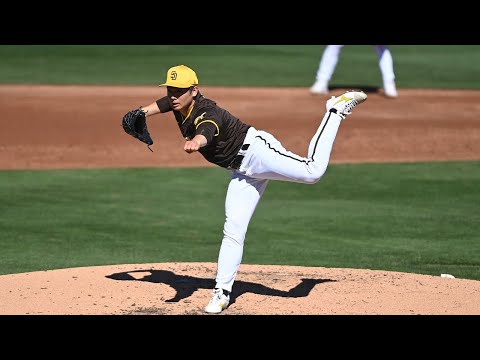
[158,65,199,88]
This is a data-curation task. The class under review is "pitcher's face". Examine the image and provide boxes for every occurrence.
[167,86,197,111]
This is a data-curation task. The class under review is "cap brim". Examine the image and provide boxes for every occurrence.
[158,82,197,88]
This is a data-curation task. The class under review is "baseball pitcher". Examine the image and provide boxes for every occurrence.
[122,65,367,313]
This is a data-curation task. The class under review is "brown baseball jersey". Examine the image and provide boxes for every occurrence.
[156,93,251,168]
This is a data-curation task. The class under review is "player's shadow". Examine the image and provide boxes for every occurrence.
[106,269,335,304]
[329,85,379,94]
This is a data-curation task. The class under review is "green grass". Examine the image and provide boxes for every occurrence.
[0,45,479,88]
[1,162,479,280]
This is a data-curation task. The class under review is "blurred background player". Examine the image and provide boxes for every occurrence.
[310,45,398,98]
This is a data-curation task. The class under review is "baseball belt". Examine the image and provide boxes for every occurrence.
[229,144,250,170]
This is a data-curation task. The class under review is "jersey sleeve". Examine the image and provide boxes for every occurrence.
[156,96,172,113]
[193,109,220,144]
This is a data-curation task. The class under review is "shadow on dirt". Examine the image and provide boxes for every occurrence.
[329,85,380,93]
[106,269,335,304]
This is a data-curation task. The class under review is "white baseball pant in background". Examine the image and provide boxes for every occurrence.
[312,45,397,97]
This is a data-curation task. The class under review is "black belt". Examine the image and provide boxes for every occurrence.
[229,144,250,170]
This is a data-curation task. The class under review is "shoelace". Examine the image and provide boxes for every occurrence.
[343,98,359,115]
[209,289,223,303]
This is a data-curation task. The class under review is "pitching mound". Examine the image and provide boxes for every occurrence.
[0,263,479,315]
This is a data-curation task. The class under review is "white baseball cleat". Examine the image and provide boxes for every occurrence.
[204,288,230,314]
[326,90,367,119]
[309,80,329,95]
[383,80,398,98]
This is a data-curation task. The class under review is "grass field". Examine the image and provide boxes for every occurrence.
[0,45,479,88]
[1,162,479,279]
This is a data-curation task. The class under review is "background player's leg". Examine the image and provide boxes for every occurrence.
[214,172,269,293]
[374,45,398,98]
[310,45,344,94]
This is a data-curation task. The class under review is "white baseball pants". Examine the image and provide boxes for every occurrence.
[315,45,396,84]
[215,109,344,292]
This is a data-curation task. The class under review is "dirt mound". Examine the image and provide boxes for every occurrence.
[1,263,478,315]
